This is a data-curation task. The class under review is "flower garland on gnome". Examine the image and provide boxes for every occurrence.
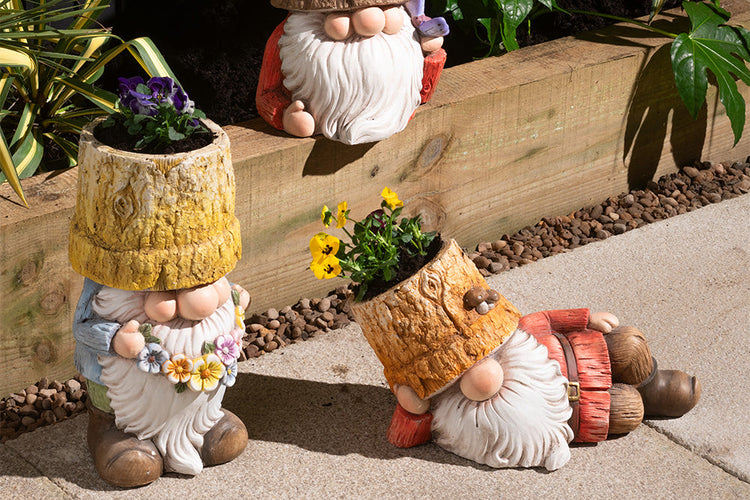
[70,77,248,488]
[311,189,701,470]
[257,0,448,144]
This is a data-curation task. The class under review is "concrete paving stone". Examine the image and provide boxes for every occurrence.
[4,194,747,497]
[0,443,69,499]
[485,193,750,482]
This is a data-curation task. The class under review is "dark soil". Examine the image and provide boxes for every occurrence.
[93,115,215,155]
[3,159,747,443]
[100,1,677,126]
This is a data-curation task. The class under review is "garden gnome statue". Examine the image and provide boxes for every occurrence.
[351,240,701,470]
[257,0,448,144]
[69,122,249,487]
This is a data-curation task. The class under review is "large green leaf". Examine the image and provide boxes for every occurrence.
[496,0,534,51]
[671,1,750,145]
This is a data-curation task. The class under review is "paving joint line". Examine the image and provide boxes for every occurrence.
[642,421,750,485]
[1,442,75,498]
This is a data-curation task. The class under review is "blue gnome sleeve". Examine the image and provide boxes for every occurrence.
[72,278,122,385]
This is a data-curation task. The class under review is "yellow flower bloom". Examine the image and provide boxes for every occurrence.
[310,255,342,280]
[336,201,348,229]
[321,205,332,227]
[310,232,340,262]
[162,354,193,384]
[188,353,225,392]
[235,305,245,329]
[381,187,403,209]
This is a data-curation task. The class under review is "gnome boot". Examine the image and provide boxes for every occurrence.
[637,358,701,417]
[86,400,163,488]
[201,409,248,466]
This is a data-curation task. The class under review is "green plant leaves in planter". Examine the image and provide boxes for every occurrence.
[671,1,750,145]
[0,0,178,207]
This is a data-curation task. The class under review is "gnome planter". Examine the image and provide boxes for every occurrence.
[257,0,448,144]
[353,243,702,470]
[69,109,249,487]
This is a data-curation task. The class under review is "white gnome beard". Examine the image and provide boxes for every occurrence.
[431,329,575,471]
[94,286,235,475]
[279,8,424,145]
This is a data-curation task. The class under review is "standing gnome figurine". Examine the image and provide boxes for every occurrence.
[257,0,448,144]
[69,88,249,487]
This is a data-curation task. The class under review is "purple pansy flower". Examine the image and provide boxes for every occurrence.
[214,334,240,366]
[136,343,170,374]
[221,360,238,387]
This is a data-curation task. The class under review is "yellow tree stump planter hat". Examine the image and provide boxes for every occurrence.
[70,77,249,488]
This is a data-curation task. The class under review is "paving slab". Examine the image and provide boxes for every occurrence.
[3,194,749,498]
[485,193,750,482]
[0,443,68,499]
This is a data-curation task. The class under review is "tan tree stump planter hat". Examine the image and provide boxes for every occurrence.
[350,238,521,400]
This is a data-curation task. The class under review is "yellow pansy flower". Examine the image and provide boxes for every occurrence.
[321,205,332,227]
[310,232,340,262]
[381,187,403,209]
[336,201,348,228]
[310,255,342,280]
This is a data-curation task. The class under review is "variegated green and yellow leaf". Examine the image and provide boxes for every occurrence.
[0,132,28,207]
[44,132,77,166]
[9,102,36,146]
[10,129,43,180]
[53,76,117,113]
[125,37,180,85]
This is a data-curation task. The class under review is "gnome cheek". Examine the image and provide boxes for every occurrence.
[144,291,178,323]
[382,6,404,35]
[459,358,504,402]
[324,12,353,40]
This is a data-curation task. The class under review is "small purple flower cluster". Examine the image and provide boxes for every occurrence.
[117,76,197,125]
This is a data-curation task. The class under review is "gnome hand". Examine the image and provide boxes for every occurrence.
[394,384,430,415]
[231,284,251,310]
[282,100,315,138]
[420,35,443,54]
[113,319,145,359]
[588,312,619,334]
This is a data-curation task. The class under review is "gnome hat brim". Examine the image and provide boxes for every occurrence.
[271,0,402,11]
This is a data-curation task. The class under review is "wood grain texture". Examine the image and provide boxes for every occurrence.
[1,4,750,394]
[350,239,520,399]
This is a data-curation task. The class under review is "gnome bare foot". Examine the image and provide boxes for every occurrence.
[202,410,249,466]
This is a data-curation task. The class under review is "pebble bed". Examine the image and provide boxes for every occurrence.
[1,160,748,442]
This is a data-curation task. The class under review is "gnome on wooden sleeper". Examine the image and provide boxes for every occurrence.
[257,0,448,144]
[351,240,701,470]
[69,122,250,487]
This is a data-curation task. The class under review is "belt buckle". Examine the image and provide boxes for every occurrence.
[567,381,580,402]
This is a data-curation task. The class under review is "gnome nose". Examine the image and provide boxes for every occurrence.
[177,284,221,321]
[460,357,504,401]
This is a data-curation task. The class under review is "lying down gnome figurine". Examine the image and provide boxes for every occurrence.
[351,240,701,470]
[257,0,448,144]
[68,118,249,487]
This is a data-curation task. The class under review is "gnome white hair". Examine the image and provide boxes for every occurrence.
[431,329,574,471]
[279,7,424,144]
[93,286,235,475]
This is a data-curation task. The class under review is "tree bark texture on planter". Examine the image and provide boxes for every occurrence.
[350,239,521,399]
[70,118,241,292]
[1,3,750,396]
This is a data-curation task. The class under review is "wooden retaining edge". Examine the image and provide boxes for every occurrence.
[1,3,750,395]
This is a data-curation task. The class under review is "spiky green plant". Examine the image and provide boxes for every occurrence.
[0,0,178,206]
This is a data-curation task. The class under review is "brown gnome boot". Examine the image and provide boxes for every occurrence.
[637,357,702,417]
[201,409,248,466]
[86,400,163,488]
